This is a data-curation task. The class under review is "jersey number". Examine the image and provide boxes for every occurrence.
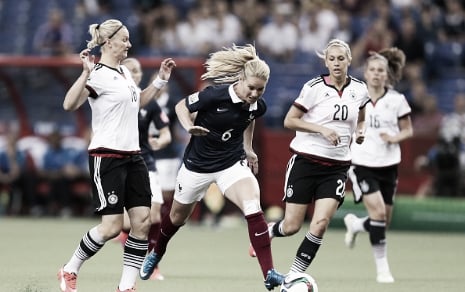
[222,128,233,141]
[336,179,345,198]
[369,114,380,128]
[129,86,137,102]
[333,104,348,120]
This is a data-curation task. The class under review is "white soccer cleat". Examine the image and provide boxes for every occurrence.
[376,271,395,283]
[343,213,358,249]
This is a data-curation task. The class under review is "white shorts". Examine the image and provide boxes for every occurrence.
[149,171,163,204]
[155,158,182,191]
[174,160,256,204]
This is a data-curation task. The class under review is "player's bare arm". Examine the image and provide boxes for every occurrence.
[140,58,176,107]
[175,98,209,136]
[63,49,94,111]
[284,105,340,145]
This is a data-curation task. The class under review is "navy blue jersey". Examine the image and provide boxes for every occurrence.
[183,84,266,173]
[153,93,183,160]
[138,99,169,171]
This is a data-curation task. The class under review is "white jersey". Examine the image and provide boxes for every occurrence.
[289,75,370,162]
[86,63,140,152]
[351,88,411,167]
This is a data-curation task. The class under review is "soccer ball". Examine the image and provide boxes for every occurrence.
[280,272,318,292]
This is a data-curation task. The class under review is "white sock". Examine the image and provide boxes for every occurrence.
[118,265,138,290]
[64,227,105,274]
[372,244,390,274]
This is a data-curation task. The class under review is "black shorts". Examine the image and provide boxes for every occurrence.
[88,154,152,215]
[283,155,349,205]
[348,164,398,205]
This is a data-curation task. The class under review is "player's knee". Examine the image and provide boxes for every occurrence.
[282,220,301,235]
[310,217,330,236]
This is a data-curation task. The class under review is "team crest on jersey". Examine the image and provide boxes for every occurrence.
[349,90,356,99]
[188,92,199,105]
[140,108,147,118]
[286,185,294,198]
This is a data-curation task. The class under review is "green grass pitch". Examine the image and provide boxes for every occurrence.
[0,217,463,292]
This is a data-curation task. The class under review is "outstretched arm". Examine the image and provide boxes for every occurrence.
[140,58,176,107]
[63,49,94,111]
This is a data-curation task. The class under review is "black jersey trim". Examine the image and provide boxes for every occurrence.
[293,102,307,113]
[290,147,351,166]
[95,62,123,74]
[89,147,141,157]
[398,112,411,120]
[360,99,370,109]
[86,85,98,99]
[350,76,365,84]
[308,76,324,87]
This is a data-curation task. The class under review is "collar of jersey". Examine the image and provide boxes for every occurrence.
[228,83,257,111]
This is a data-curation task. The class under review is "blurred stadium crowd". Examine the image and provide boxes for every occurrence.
[0,0,464,217]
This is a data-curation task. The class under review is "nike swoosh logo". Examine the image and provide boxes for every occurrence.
[254,230,268,237]
[216,108,228,112]
[140,269,148,277]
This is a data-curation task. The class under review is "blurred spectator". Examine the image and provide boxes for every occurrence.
[415,93,465,198]
[414,124,462,198]
[393,15,426,82]
[418,2,443,43]
[0,131,21,215]
[15,134,48,216]
[211,0,243,49]
[146,3,183,55]
[232,0,268,42]
[32,8,74,56]
[298,16,328,54]
[405,79,432,118]
[330,9,354,43]
[411,94,443,137]
[439,92,465,143]
[440,0,465,42]
[298,2,335,54]
[34,130,89,217]
[257,3,298,62]
[175,4,217,56]
[351,18,394,66]
[298,1,338,42]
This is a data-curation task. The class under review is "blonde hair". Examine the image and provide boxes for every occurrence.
[378,47,406,86]
[201,44,270,84]
[316,39,352,62]
[87,19,125,49]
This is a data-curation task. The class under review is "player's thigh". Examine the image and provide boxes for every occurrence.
[174,164,212,204]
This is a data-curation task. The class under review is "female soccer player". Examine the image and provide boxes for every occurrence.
[139,44,285,291]
[344,47,413,283]
[250,39,369,275]
[118,57,172,281]
[57,19,175,292]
